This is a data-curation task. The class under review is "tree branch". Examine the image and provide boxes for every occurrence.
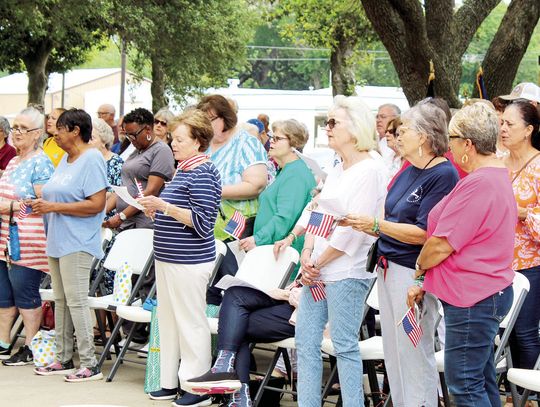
[453,0,501,55]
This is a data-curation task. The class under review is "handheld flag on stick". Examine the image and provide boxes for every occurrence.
[399,305,423,347]
[134,178,145,198]
[306,211,335,239]
[426,60,435,98]
[309,281,326,302]
[476,66,488,100]
[224,210,246,240]
[17,202,28,220]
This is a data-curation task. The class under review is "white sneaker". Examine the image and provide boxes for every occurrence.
[137,342,149,358]
[118,338,146,352]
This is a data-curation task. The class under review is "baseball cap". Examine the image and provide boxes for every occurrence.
[247,118,264,134]
[500,82,540,103]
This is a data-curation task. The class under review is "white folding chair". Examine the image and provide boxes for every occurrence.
[507,353,540,407]
[102,239,227,381]
[436,272,530,405]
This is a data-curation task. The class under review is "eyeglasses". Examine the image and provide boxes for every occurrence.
[154,119,167,126]
[123,126,146,141]
[376,114,396,120]
[324,118,342,130]
[10,127,40,135]
[385,128,396,135]
[448,134,464,140]
[269,135,289,143]
[97,111,112,116]
[208,115,220,122]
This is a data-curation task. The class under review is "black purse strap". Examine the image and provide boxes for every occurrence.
[9,200,15,225]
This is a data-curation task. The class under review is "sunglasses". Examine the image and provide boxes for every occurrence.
[324,118,340,129]
[154,119,167,126]
[124,126,146,141]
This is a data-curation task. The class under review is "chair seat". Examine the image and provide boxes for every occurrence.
[320,335,383,361]
[508,368,540,392]
[116,305,151,323]
[267,337,296,349]
[88,294,118,310]
[208,317,218,335]
[39,288,54,302]
[436,349,507,373]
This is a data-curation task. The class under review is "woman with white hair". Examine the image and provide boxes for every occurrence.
[272,96,388,406]
[0,107,54,365]
[153,108,175,144]
[0,116,16,174]
[344,101,459,406]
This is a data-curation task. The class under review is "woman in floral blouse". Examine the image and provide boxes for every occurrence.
[501,100,540,381]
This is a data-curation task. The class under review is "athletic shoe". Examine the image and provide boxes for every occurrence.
[118,338,146,351]
[137,342,149,358]
[148,388,178,400]
[34,360,76,376]
[0,344,11,360]
[183,370,241,395]
[64,365,103,382]
[2,345,33,366]
[172,393,212,406]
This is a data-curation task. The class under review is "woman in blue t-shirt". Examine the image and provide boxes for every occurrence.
[344,101,459,406]
[139,109,222,406]
[31,109,109,382]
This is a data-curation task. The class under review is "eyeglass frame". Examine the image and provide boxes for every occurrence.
[324,118,343,130]
[123,125,146,141]
[154,119,167,127]
[10,126,41,135]
[269,134,289,143]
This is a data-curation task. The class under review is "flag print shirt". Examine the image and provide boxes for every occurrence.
[0,152,54,272]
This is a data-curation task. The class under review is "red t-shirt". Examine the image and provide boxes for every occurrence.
[0,143,16,170]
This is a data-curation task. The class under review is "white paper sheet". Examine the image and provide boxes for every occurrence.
[111,186,145,210]
[316,197,348,218]
[294,148,328,181]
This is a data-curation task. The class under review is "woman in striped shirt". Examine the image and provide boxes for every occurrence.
[139,109,222,407]
[0,107,54,365]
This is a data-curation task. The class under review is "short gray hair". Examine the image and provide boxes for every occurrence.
[154,108,175,124]
[449,102,498,155]
[330,95,378,152]
[378,103,401,116]
[18,107,44,129]
[92,117,115,149]
[0,116,10,137]
[401,103,448,156]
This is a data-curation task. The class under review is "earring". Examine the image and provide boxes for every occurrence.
[461,154,469,164]
[146,134,152,141]
[418,146,423,157]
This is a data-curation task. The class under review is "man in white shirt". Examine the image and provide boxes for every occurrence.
[376,104,401,173]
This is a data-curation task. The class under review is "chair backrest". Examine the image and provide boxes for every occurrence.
[366,279,379,311]
[103,228,154,275]
[101,227,114,246]
[208,239,229,287]
[495,272,530,362]
[234,245,299,291]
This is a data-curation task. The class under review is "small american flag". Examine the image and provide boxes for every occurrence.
[306,211,335,238]
[134,178,144,198]
[400,306,423,347]
[17,202,29,220]
[309,281,326,302]
[224,210,246,240]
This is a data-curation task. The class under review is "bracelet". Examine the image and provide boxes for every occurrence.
[164,203,170,216]
[301,247,313,255]
[288,232,297,242]
[372,217,380,235]
[414,275,425,288]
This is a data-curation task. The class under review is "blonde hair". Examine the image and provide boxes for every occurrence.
[169,109,213,152]
[329,95,378,151]
[449,102,499,155]
[92,117,115,149]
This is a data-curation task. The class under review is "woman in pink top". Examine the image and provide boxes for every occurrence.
[408,102,517,406]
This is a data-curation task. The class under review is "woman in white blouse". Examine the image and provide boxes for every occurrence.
[275,95,388,406]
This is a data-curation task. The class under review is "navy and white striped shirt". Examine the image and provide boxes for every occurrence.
[154,162,222,264]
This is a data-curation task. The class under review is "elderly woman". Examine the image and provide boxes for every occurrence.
[263,96,387,406]
[31,109,109,382]
[501,101,540,392]
[0,108,54,365]
[138,110,221,407]
[183,119,316,407]
[43,107,67,167]
[407,102,516,406]
[153,108,175,144]
[196,95,267,307]
[0,117,16,174]
[344,102,459,406]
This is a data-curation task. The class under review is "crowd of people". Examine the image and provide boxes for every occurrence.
[0,81,538,407]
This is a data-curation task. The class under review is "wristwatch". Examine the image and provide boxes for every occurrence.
[415,262,422,273]
[118,212,127,221]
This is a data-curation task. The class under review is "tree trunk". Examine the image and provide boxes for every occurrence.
[330,29,357,96]
[360,0,502,108]
[23,42,52,106]
[151,54,168,113]
[478,0,540,99]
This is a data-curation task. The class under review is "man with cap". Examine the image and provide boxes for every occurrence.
[500,82,540,106]
[376,103,401,172]
[247,118,270,152]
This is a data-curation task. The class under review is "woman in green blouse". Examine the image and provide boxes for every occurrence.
[239,119,316,266]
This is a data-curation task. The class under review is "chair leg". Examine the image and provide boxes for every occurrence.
[106,321,139,382]
[365,360,382,406]
[252,347,284,407]
[9,315,24,351]
[96,316,124,369]
[439,372,451,407]
[321,363,338,404]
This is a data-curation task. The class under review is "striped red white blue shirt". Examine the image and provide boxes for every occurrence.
[153,162,222,264]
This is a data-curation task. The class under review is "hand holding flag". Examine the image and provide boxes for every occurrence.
[398,305,423,347]
[306,211,335,239]
[17,202,29,221]
[224,210,246,240]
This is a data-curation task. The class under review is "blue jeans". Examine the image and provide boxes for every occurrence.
[510,267,540,370]
[442,285,513,407]
[0,260,43,309]
[296,278,371,407]
[218,286,295,383]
